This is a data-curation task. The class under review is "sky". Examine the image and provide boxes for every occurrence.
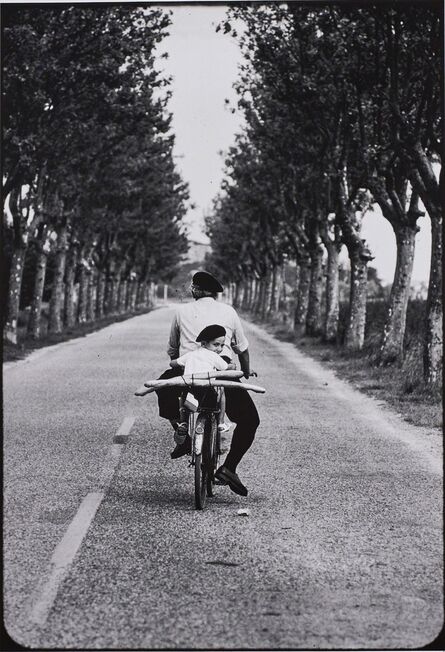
[160,5,431,286]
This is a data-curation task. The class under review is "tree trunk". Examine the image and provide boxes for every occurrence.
[231,282,237,306]
[402,141,442,384]
[250,277,256,311]
[118,279,127,313]
[379,224,418,363]
[261,270,273,319]
[64,245,78,329]
[110,271,121,314]
[224,282,232,306]
[238,281,246,310]
[344,249,369,350]
[291,263,300,330]
[306,243,324,336]
[4,247,26,344]
[336,167,373,350]
[130,279,138,310]
[246,278,254,311]
[136,279,146,307]
[233,282,241,309]
[423,208,442,384]
[48,223,68,334]
[241,280,249,310]
[267,267,277,317]
[249,276,258,312]
[367,174,423,364]
[125,278,132,311]
[324,243,340,343]
[4,186,28,344]
[294,258,311,336]
[104,259,116,315]
[253,278,262,314]
[276,266,284,313]
[247,279,253,311]
[28,225,50,339]
[150,281,156,307]
[77,264,89,324]
[87,270,96,322]
[96,270,106,319]
[253,277,264,315]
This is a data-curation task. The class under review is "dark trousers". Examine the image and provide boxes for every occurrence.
[156,367,260,472]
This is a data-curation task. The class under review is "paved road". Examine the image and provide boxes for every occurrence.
[3,305,443,649]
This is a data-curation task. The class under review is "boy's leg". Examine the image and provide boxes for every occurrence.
[217,389,230,453]
[155,367,191,458]
[156,367,183,422]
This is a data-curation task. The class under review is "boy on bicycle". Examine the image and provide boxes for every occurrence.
[169,324,236,445]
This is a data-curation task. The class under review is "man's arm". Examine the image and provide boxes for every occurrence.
[230,310,249,356]
[167,313,180,359]
[238,349,251,378]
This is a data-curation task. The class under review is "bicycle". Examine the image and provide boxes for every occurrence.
[135,371,265,510]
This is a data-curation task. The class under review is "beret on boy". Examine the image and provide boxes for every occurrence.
[196,324,226,342]
[192,271,223,293]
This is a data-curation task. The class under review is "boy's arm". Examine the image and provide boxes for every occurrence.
[213,354,229,371]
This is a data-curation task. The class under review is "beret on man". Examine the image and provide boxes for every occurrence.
[192,271,223,293]
[196,324,226,342]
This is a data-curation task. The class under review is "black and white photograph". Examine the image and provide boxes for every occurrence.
[2,0,443,649]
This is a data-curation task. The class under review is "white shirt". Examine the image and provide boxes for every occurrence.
[175,348,228,376]
[167,297,249,361]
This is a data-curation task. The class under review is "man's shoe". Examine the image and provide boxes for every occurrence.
[170,435,191,459]
[215,466,248,496]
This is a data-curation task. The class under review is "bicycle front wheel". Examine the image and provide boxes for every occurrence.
[194,452,207,510]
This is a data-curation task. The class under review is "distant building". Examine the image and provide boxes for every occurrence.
[186,239,211,263]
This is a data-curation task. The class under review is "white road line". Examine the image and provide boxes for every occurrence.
[29,415,136,626]
[113,415,135,443]
[30,492,103,626]
[98,444,125,489]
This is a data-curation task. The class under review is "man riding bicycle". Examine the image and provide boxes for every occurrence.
[156,271,260,497]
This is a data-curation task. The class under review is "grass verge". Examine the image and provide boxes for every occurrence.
[244,312,442,431]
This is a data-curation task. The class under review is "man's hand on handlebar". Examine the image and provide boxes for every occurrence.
[238,349,257,380]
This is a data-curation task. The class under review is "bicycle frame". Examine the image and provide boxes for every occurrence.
[179,389,222,459]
